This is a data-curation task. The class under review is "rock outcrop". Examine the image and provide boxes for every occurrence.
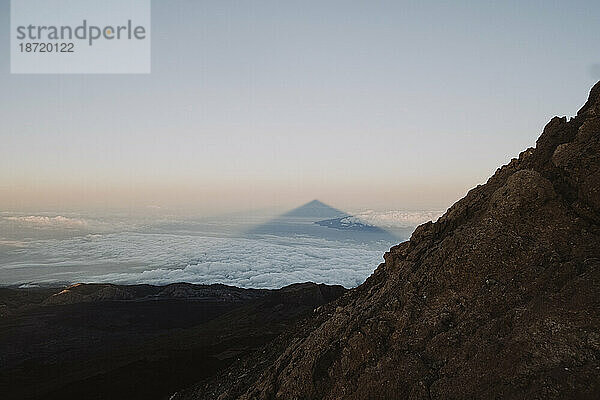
[183,82,600,400]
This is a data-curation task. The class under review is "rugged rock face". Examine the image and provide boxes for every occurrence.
[184,83,600,399]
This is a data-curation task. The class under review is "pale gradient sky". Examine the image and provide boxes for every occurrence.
[1,0,599,214]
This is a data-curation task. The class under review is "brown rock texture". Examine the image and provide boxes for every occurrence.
[183,82,600,400]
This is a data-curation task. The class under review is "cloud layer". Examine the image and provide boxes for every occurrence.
[1,231,390,289]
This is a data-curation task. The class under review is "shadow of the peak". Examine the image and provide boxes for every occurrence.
[246,200,401,243]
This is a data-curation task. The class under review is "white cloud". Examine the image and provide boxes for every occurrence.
[346,210,444,228]
[0,239,27,247]
[5,215,89,228]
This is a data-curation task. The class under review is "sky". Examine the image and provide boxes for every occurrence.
[1,0,599,215]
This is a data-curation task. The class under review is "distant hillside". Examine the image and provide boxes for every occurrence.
[0,282,345,400]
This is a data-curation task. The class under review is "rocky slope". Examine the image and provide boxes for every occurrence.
[180,82,600,399]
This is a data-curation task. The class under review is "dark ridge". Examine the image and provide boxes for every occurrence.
[0,282,346,400]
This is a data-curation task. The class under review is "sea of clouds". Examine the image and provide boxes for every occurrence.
[1,232,388,288]
[0,209,443,289]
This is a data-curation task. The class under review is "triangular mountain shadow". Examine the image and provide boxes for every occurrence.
[281,199,348,219]
[246,200,399,242]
